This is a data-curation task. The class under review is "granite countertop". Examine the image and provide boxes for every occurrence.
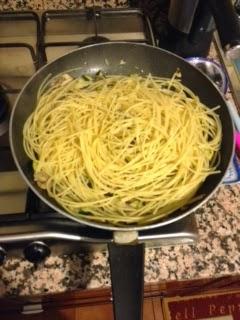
[0,184,239,297]
[0,0,127,11]
[0,0,239,298]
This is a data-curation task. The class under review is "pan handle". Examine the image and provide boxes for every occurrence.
[108,241,145,320]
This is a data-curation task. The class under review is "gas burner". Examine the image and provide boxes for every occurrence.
[41,8,155,63]
[82,35,110,44]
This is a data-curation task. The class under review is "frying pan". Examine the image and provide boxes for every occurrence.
[10,42,234,320]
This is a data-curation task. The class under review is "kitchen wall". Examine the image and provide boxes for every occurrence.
[0,0,127,10]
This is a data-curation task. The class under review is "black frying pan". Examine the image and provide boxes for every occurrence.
[10,42,234,320]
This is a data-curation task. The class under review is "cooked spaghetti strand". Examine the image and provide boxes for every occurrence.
[23,73,222,226]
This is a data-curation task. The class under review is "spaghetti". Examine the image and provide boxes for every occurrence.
[23,72,222,226]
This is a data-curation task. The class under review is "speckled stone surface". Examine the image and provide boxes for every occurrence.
[0,0,128,10]
[0,0,239,298]
[0,0,44,10]
[0,184,239,296]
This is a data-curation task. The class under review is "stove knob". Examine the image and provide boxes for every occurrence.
[24,242,50,263]
[0,247,6,265]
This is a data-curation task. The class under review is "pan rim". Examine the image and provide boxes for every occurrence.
[9,41,235,232]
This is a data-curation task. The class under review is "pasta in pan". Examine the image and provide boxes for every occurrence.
[23,72,222,226]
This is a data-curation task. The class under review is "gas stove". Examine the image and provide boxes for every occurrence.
[0,8,198,265]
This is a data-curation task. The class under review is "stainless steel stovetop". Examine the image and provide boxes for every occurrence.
[0,8,198,265]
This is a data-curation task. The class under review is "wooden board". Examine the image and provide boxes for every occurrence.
[0,275,239,319]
